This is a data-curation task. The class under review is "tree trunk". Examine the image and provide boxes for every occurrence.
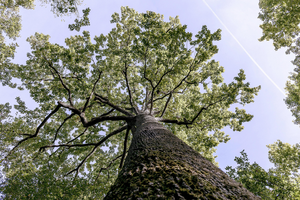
[104,114,260,199]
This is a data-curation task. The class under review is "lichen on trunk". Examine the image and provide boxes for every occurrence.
[104,114,260,200]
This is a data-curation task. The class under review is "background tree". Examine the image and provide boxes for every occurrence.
[226,141,300,199]
[258,0,300,124]
[0,7,261,199]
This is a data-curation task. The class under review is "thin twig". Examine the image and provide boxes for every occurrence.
[65,125,128,177]
[95,152,128,182]
[82,71,102,112]
[53,113,76,143]
[43,56,74,106]
[67,127,88,144]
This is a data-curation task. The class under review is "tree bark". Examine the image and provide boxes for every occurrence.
[104,114,260,199]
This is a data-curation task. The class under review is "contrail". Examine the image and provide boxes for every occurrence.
[202,0,286,96]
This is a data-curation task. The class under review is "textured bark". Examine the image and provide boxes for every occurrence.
[104,114,260,199]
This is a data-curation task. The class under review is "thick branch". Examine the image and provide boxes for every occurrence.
[159,97,226,126]
[119,127,130,169]
[58,101,131,128]
[5,104,61,159]
[160,93,172,118]
[123,66,138,114]
[94,93,134,116]
[85,115,131,127]
[149,67,174,115]
[142,87,151,112]
[40,143,97,152]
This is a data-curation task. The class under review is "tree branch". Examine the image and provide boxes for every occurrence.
[39,142,97,152]
[52,113,76,143]
[66,125,128,178]
[82,71,102,112]
[142,87,151,112]
[43,56,74,106]
[123,65,138,114]
[119,127,130,169]
[147,50,199,113]
[159,97,226,126]
[94,93,134,116]
[85,115,131,127]
[149,67,175,115]
[95,151,128,182]
[99,108,115,117]
[5,104,61,159]
[66,127,88,144]
[57,101,87,124]
[159,93,172,118]
[57,101,131,128]
[152,86,187,104]
[143,46,154,89]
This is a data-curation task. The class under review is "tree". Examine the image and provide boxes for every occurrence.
[0,7,261,199]
[258,0,300,124]
[225,142,300,199]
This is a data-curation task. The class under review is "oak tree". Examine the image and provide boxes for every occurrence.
[1,7,261,199]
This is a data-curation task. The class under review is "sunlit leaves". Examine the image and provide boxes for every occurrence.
[0,6,261,198]
[258,0,300,50]
[226,145,300,199]
[69,8,91,31]
[0,0,84,88]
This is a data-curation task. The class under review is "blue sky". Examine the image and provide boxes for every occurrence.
[1,0,299,172]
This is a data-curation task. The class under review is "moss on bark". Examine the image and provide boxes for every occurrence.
[104,114,260,199]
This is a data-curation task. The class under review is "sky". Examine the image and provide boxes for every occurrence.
[1,0,299,173]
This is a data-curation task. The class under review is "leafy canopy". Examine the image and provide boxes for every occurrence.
[258,0,300,50]
[226,141,300,199]
[0,7,260,198]
[0,0,83,88]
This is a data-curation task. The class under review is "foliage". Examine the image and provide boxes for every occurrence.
[68,7,90,32]
[258,0,300,50]
[0,0,83,88]
[0,7,260,198]
[40,0,83,16]
[0,0,34,88]
[258,3,300,198]
[226,142,300,199]
[258,0,300,124]
[285,39,300,124]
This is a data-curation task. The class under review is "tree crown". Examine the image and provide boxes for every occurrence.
[0,6,260,198]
